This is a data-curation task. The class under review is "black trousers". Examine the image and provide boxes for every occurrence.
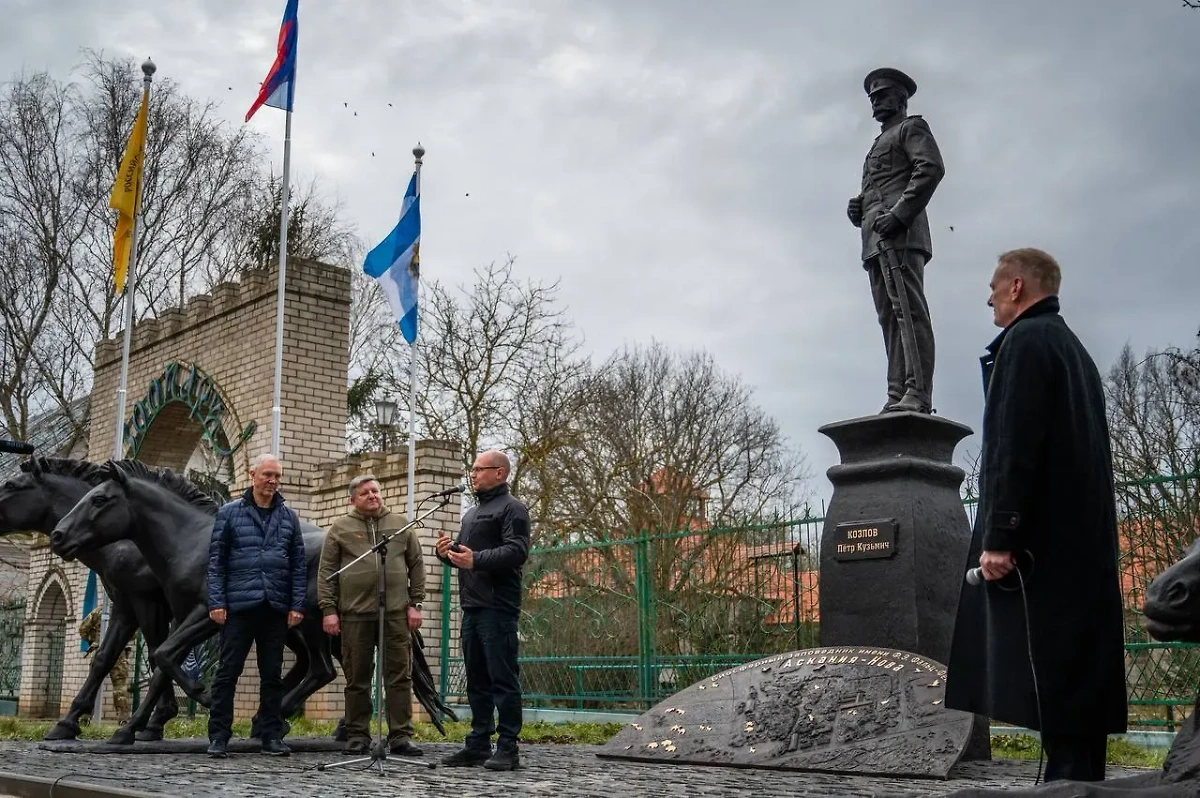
[207,603,288,742]
[1042,732,1108,782]
[865,249,934,404]
[461,608,523,752]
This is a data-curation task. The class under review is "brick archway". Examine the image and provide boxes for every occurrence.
[18,571,71,718]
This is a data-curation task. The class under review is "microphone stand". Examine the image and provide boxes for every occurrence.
[317,494,453,775]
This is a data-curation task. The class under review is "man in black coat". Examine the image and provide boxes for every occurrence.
[205,453,307,758]
[435,449,530,771]
[945,248,1127,782]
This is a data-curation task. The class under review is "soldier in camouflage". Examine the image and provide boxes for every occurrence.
[79,607,132,721]
[847,67,946,414]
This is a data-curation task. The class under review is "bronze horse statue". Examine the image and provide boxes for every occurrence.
[944,539,1200,796]
[0,457,179,740]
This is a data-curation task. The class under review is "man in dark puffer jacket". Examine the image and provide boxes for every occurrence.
[205,453,307,758]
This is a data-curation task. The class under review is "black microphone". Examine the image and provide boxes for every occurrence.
[429,484,467,498]
[0,440,34,455]
[965,567,984,586]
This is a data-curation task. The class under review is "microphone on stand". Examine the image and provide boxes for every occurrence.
[428,483,467,498]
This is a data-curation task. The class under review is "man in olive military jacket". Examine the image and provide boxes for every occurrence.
[317,475,426,756]
[847,67,945,414]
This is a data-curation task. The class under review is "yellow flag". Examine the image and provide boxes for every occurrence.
[109,91,148,294]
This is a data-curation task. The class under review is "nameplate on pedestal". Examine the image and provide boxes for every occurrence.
[832,519,896,561]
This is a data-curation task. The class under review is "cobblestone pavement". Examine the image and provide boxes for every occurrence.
[0,740,1153,797]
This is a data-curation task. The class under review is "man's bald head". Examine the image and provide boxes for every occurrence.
[470,449,512,492]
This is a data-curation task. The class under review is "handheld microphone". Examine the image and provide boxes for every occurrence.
[0,440,34,455]
[429,484,467,498]
[964,550,1034,591]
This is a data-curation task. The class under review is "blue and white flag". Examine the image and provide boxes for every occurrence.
[363,172,420,343]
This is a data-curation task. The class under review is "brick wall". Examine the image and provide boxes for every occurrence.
[87,258,351,515]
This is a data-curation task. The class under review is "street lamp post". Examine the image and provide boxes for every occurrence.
[375,398,397,452]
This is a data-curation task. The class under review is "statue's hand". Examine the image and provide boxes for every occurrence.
[872,211,903,237]
[847,197,863,227]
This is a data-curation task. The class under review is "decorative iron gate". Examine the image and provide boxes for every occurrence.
[43,620,65,716]
[0,600,24,704]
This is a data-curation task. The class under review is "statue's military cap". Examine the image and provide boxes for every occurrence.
[864,67,917,98]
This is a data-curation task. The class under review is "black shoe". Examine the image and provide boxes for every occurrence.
[484,748,521,771]
[442,747,492,767]
[390,739,423,756]
[260,738,291,756]
[343,739,368,754]
[207,738,228,758]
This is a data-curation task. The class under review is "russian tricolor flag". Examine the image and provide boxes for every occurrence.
[246,0,298,122]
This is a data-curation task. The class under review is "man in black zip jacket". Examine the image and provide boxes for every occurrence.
[435,450,530,771]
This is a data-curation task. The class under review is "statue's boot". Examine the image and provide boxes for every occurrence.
[886,391,931,414]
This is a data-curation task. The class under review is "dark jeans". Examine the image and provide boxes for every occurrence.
[207,603,287,742]
[1042,732,1108,782]
[462,608,522,752]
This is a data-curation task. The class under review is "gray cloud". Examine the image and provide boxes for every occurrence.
[4,0,1198,507]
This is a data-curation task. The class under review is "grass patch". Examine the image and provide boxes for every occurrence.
[990,734,1166,769]
[0,715,1166,765]
[0,715,624,746]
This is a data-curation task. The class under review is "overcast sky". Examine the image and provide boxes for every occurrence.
[5,0,1198,510]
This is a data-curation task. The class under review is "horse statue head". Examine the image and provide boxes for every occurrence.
[49,461,137,561]
[1143,537,1200,643]
[0,457,108,534]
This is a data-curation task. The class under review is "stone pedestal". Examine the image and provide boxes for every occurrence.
[817,411,990,761]
[817,411,973,661]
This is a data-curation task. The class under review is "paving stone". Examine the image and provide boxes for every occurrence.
[0,740,1154,797]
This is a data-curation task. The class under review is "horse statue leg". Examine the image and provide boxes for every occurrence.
[133,600,181,742]
[43,601,138,740]
[276,614,338,731]
[109,606,217,745]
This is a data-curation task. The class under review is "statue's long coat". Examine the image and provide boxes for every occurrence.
[944,297,1128,735]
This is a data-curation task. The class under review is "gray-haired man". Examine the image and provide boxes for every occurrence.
[317,475,426,755]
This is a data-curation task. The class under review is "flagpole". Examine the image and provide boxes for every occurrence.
[271,110,293,457]
[408,143,423,524]
[102,56,155,725]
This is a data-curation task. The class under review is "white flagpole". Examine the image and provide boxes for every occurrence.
[271,110,293,457]
[408,143,423,524]
[102,56,155,725]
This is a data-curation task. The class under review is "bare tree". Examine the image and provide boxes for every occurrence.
[218,172,361,283]
[1105,341,1200,636]
[0,52,263,442]
[406,256,585,470]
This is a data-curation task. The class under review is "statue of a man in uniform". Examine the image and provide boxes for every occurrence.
[847,67,945,414]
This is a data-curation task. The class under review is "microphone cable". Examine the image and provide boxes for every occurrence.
[1012,563,1046,785]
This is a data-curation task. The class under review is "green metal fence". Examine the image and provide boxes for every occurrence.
[439,475,1200,728]
[0,600,24,706]
[439,515,825,711]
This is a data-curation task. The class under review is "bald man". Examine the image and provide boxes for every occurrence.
[435,450,530,771]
